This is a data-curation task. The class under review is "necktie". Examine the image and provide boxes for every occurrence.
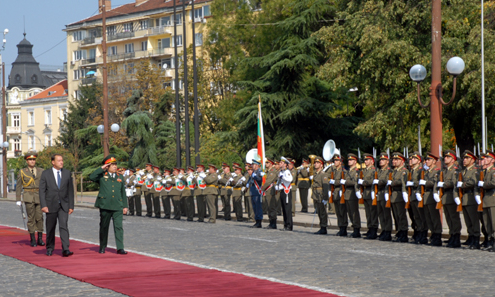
[31,169,35,178]
[57,171,61,189]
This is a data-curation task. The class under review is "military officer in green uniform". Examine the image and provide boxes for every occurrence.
[297,159,310,213]
[151,165,162,218]
[204,164,219,223]
[408,152,428,244]
[312,156,330,234]
[16,151,45,247]
[342,154,361,238]
[90,155,128,254]
[244,163,254,222]
[288,158,297,217]
[125,169,140,216]
[195,165,207,222]
[181,166,197,221]
[438,150,462,248]
[166,168,185,220]
[389,152,409,242]
[231,165,247,221]
[479,151,495,252]
[330,154,348,236]
[218,163,233,220]
[419,152,442,246]
[261,158,279,229]
[375,153,392,241]
[161,169,172,219]
[142,163,154,217]
[358,153,378,239]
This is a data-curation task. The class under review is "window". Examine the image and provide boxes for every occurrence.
[73,70,80,80]
[109,46,118,56]
[45,109,52,125]
[12,114,20,127]
[161,58,173,69]
[107,25,116,36]
[158,38,171,49]
[195,33,203,46]
[141,41,148,51]
[163,82,172,89]
[28,136,35,150]
[123,22,133,32]
[60,108,68,121]
[140,20,149,30]
[203,5,211,17]
[14,139,20,151]
[175,13,182,24]
[74,90,82,100]
[161,16,171,26]
[73,30,86,41]
[125,43,134,53]
[89,48,96,59]
[125,63,135,74]
[45,135,52,147]
[73,50,86,61]
[28,111,34,126]
[172,35,182,47]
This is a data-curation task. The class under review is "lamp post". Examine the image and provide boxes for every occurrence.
[0,141,7,198]
[408,0,465,157]
[98,123,120,154]
[1,28,8,198]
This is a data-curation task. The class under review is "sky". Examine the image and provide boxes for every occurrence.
[0,0,132,76]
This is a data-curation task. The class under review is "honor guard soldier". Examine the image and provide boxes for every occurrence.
[126,169,140,216]
[479,154,491,249]
[389,152,409,242]
[438,150,462,248]
[277,157,294,231]
[457,150,481,249]
[479,151,495,251]
[181,166,197,221]
[374,153,392,241]
[288,158,297,217]
[419,152,442,246]
[261,158,279,229]
[330,154,349,236]
[166,168,185,220]
[342,154,361,238]
[161,169,172,219]
[297,159,310,213]
[16,151,45,247]
[248,160,264,228]
[231,166,247,221]
[195,165,207,222]
[408,152,428,244]
[151,165,162,218]
[232,162,241,215]
[244,163,255,222]
[90,155,129,254]
[218,163,233,220]
[358,153,378,239]
[312,156,330,234]
[204,165,219,223]
[142,163,154,217]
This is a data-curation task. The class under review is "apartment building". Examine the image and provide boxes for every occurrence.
[64,0,211,101]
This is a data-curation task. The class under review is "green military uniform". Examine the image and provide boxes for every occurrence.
[375,153,392,241]
[288,160,297,216]
[126,173,142,216]
[181,168,197,221]
[312,157,330,234]
[90,155,128,253]
[458,157,480,247]
[218,166,233,220]
[203,165,219,223]
[297,161,310,212]
[195,165,207,222]
[330,158,348,235]
[161,170,172,219]
[421,152,441,246]
[359,153,378,239]
[231,168,247,221]
[407,153,428,244]
[343,154,361,237]
[261,162,279,229]
[439,150,462,247]
[151,168,163,218]
[166,170,185,220]
[16,152,45,247]
[142,165,155,217]
[243,168,254,222]
[390,153,409,242]
[481,156,495,251]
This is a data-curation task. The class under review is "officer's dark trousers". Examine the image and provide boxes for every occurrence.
[99,209,124,250]
[280,191,293,230]
[251,194,263,221]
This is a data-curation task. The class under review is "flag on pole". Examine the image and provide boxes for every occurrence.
[257,96,266,174]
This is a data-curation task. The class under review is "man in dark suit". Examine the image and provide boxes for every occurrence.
[40,154,74,257]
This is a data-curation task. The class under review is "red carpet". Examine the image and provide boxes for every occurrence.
[0,226,340,297]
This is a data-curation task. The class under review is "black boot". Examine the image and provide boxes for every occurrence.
[250,220,262,228]
[482,237,493,250]
[430,233,442,246]
[393,230,403,242]
[335,227,343,236]
[411,230,418,242]
[29,233,37,247]
[469,236,481,250]
[399,230,408,242]
[37,232,45,246]
[378,230,386,240]
[340,227,348,237]
[446,234,454,247]
[314,227,327,235]
[364,228,377,240]
[419,230,429,244]
[481,236,489,248]
[363,229,370,237]
[450,233,461,248]
[350,228,361,238]
[382,231,392,241]
[263,220,277,229]
[462,235,473,246]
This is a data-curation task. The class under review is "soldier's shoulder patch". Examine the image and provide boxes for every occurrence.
[435,168,440,171]
[323,176,328,181]
[355,168,359,171]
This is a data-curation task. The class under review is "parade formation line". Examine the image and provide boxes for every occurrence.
[0,225,342,297]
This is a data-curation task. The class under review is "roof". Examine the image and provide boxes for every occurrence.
[7,35,46,90]
[26,80,68,100]
[41,71,67,87]
[67,0,210,27]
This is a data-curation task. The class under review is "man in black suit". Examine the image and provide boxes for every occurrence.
[40,154,74,257]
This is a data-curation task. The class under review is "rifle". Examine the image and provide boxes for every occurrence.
[419,170,425,208]
[372,171,378,206]
[456,172,463,212]
[329,171,334,203]
[386,172,392,208]
[405,171,411,209]
[478,170,485,212]
[437,170,444,210]
[359,170,364,204]
[340,170,346,204]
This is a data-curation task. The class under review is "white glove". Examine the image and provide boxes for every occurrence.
[322,200,328,206]
[384,193,389,201]
[402,192,408,203]
[232,173,237,178]
[358,179,364,185]
[329,179,335,185]
[241,187,246,192]
[340,179,346,185]
[328,191,332,197]
[478,181,484,187]
[419,179,426,185]
[156,176,163,181]
[306,167,310,172]
[339,190,342,197]
[356,191,362,199]
[310,175,314,180]
[228,178,234,182]
[147,173,153,179]
[217,175,222,180]
[200,172,206,178]
[133,179,138,185]
[406,181,414,187]
[373,179,379,185]
[437,182,444,188]
[275,185,280,191]
[433,192,440,203]
[371,191,375,200]
[240,176,246,182]
[386,180,392,186]
[416,193,422,201]
[279,172,284,178]
[456,181,463,188]
[16,201,21,206]
[260,172,265,176]
[189,173,194,177]
[178,174,184,178]
[454,197,461,205]
[126,178,130,183]
[475,195,481,205]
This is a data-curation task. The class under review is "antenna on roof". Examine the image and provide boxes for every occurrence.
[23,15,26,38]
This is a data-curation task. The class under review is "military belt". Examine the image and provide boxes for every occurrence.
[290,183,296,186]
[299,178,310,181]
[233,187,242,190]
[207,185,218,188]
[463,189,474,194]
[485,189,495,195]
[24,188,39,192]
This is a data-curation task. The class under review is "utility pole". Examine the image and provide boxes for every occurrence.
[192,0,200,165]
[182,0,190,167]
[2,62,6,198]
[174,0,181,167]
[101,2,110,156]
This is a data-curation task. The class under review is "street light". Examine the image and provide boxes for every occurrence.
[1,28,8,198]
[98,124,120,152]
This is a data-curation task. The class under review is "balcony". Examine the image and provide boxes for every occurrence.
[81,58,96,65]
[82,36,96,45]
[149,48,174,58]
[6,126,20,134]
[108,52,136,61]
[108,31,135,41]
[81,77,97,85]
[147,26,173,36]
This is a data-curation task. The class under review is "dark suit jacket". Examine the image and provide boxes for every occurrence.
[39,168,74,213]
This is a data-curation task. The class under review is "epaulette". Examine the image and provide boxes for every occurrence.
[105,172,108,175]
[435,168,440,170]
[402,167,408,171]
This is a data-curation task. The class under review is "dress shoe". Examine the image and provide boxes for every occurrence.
[164,215,171,219]
[99,248,105,254]
[224,217,232,221]
[450,233,461,248]
[300,209,308,213]
[314,227,327,235]
[29,233,37,247]
[62,250,74,257]
[117,249,128,255]
[145,214,152,217]
[46,250,53,256]
[429,233,443,247]
[37,232,45,246]
[339,227,348,237]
